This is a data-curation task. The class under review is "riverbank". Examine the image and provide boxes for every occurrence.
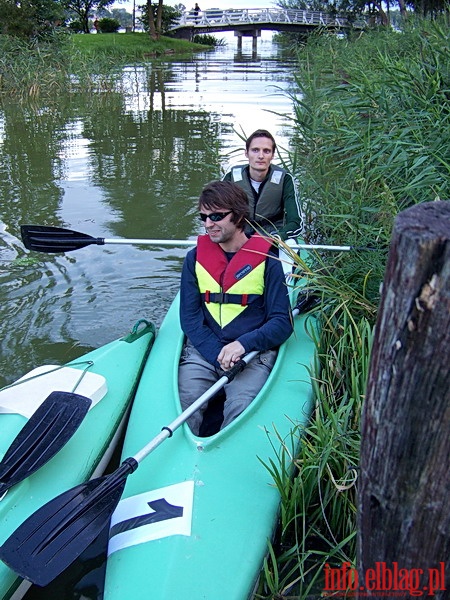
[0,32,209,98]
[70,32,209,60]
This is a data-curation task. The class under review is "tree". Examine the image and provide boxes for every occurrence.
[139,2,181,38]
[146,0,158,38]
[62,0,114,33]
[0,0,65,38]
[111,7,132,28]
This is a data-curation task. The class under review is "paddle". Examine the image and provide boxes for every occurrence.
[0,392,91,499]
[0,351,259,586]
[20,224,362,253]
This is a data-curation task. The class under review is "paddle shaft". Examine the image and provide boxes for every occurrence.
[88,237,195,247]
[100,238,355,252]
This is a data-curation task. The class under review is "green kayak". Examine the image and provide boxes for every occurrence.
[104,287,316,599]
[0,320,155,600]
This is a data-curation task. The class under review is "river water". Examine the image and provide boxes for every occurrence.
[0,32,298,598]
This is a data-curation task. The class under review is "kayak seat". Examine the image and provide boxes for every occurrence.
[198,390,225,437]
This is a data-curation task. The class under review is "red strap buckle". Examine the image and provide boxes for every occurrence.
[241,294,248,306]
[205,290,210,303]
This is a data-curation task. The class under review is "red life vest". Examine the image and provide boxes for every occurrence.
[195,233,273,328]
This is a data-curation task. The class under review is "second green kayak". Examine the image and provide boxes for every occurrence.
[104,288,316,600]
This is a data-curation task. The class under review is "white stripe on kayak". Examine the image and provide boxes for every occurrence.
[0,366,107,418]
[108,481,195,556]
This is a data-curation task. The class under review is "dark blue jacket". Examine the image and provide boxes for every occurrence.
[180,240,293,366]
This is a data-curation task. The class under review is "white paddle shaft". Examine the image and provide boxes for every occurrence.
[102,238,353,251]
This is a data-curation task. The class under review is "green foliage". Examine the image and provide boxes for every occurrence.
[61,0,115,34]
[68,19,84,32]
[0,32,119,97]
[0,0,65,39]
[98,16,119,32]
[291,20,450,258]
[277,0,368,22]
[139,3,181,35]
[255,301,372,598]
[0,33,205,98]
[277,0,448,22]
[110,8,132,28]
[192,33,226,46]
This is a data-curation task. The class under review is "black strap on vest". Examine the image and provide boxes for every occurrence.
[202,291,261,306]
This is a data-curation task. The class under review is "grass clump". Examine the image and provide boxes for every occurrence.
[70,32,208,59]
[254,17,450,599]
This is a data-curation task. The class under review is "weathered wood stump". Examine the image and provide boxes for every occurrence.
[358,201,450,598]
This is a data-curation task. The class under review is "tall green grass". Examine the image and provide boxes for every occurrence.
[70,31,207,58]
[0,32,207,98]
[254,17,449,599]
[290,20,450,250]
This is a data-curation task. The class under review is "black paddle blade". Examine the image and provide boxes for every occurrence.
[20,225,105,253]
[0,392,91,497]
[0,459,136,586]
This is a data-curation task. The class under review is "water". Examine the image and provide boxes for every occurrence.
[0,33,298,598]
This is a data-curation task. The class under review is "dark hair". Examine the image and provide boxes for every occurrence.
[245,129,276,152]
[198,180,250,231]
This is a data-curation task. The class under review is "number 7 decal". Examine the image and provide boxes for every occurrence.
[108,481,194,555]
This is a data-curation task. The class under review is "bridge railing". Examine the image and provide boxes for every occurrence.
[171,7,353,29]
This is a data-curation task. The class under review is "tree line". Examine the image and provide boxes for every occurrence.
[0,0,185,39]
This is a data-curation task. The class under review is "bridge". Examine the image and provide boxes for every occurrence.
[169,8,365,50]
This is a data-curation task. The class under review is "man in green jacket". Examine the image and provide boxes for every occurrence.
[222,129,302,240]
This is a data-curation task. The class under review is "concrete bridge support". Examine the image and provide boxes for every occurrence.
[235,29,261,53]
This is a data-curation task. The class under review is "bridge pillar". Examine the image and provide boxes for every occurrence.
[235,29,261,53]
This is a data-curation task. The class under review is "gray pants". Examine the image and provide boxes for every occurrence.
[178,340,277,436]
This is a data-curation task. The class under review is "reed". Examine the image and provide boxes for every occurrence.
[255,16,449,599]
[255,264,374,599]
[0,32,206,99]
[0,33,119,98]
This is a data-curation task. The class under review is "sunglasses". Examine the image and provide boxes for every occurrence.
[199,211,232,223]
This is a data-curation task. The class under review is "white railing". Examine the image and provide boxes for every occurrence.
[170,8,354,30]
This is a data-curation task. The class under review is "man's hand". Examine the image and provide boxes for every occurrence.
[217,341,245,371]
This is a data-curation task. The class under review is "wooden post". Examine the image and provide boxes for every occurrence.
[358,201,450,598]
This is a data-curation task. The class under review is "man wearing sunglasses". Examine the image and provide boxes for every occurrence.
[222,129,302,241]
[178,180,293,436]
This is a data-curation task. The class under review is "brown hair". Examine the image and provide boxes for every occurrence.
[245,129,276,152]
[198,180,250,231]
